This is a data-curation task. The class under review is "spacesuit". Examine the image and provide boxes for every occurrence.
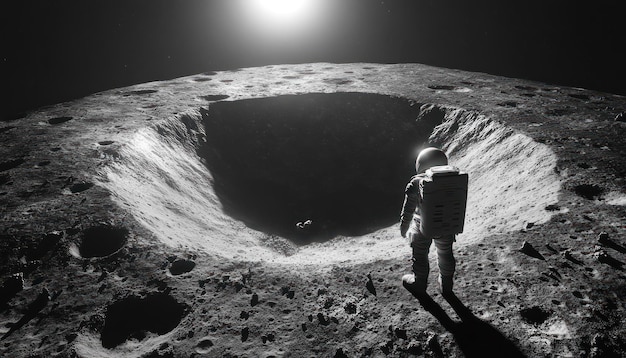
[400,147,456,295]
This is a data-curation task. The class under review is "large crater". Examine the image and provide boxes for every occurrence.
[198,93,436,244]
[99,92,560,265]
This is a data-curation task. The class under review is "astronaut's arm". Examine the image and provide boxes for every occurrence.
[400,179,419,237]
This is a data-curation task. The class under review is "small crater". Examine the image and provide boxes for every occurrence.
[544,204,560,211]
[101,293,188,349]
[577,162,591,169]
[48,116,73,125]
[520,93,537,97]
[0,158,25,172]
[568,93,590,100]
[427,84,456,91]
[545,108,574,116]
[323,78,353,85]
[282,75,300,79]
[202,71,217,76]
[77,225,128,258]
[200,94,230,102]
[573,184,604,200]
[192,77,212,82]
[220,79,234,83]
[125,89,158,96]
[98,140,115,146]
[515,85,538,91]
[497,101,518,108]
[70,181,94,193]
[520,306,551,325]
[169,259,196,275]
[37,161,51,167]
[0,126,15,133]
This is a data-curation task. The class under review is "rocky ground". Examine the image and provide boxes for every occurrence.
[1,63,625,357]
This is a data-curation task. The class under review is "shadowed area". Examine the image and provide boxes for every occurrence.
[406,290,526,358]
[199,93,437,244]
[101,293,188,349]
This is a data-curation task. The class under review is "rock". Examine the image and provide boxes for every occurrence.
[366,273,377,296]
[334,348,348,358]
[406,340,423,355]
[563,250,583,265]
[594,250,624,269]
[317,313,329,326]
[598,232,610,245]
[426,334,443,358]
[519,241,545,260]
[615,112,625,122]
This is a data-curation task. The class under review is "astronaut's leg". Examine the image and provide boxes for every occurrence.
[403,229,432,294]
[434,235,456,295]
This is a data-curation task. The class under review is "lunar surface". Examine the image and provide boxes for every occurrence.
[1,63,625,357]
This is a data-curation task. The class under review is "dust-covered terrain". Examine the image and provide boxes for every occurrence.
[1,63,625,357]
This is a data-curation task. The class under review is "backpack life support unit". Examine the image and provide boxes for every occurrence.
[418,165,468,238]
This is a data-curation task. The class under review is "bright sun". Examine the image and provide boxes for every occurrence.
[249,0,315,22]
[235,0,330,48]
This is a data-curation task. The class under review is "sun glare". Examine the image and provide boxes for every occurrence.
[233,0,334,53]
[250,0,314,20]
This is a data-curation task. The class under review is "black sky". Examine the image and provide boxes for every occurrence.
[2,0,624,121]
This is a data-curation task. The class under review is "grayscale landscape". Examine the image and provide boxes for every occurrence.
[1,62,625,357]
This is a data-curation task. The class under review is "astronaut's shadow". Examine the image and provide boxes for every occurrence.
[411,292,527,358]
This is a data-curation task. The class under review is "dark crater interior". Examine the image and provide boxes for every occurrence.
[100,293,187,348]
[79,225,128,258]
[199,92,444,244]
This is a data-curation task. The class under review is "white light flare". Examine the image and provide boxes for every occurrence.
[250,0,314,21]
[238,0,327,42]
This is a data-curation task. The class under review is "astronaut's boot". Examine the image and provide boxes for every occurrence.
[437,274,454,297]
[402,274,427,297]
